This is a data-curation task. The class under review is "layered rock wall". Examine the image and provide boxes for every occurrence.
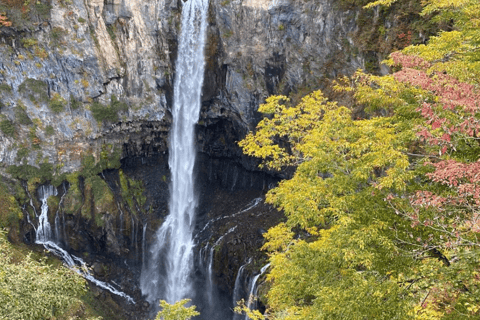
[0,0,361,172]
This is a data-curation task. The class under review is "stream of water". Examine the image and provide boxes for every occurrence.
[35,185,134,303]
[140,0,209,304]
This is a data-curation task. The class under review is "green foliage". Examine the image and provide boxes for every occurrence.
[7,163,54,183]
[50,27,66,47]
[70,94,81,110]
[155,299,199,320]
[234,299,264,320]
[48,93,66,113]
[240,1,480,319]
[0,182,22,229]
[0,231,87,320]
[15,147,29,163]
[0,119,15,136]
[240,90,417,319]
[14,105,32,125]
[85,175,115,227]
[18,78,48,103]
[62,146,121,217]
[110,94,128,113]
[106,24,116,41]
[119,169,146,214]
[0,83,12,92]
[64,172,83,215]
[90,101,118,123]
[90,96,128,124]
[20,38,38,48]
[45,125,55,136]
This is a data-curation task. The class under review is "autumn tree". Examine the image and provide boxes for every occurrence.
[240,0,480,318]
[155,299,200,320]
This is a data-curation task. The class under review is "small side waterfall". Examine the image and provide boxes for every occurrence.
[232,259,251,320]
[36,185,57,242]
[35,185,134,303]
[231,263,270,320]
[140,0,209,304]
[243,263,270,320]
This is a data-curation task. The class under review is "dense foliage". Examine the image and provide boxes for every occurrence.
[155,299,200,320]
[0,230,87,320]
[240,0,480,319]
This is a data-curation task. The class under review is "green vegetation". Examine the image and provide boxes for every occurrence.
[155,299,199,320]
[0,83,12,92]
[63,146,122,219]
[70,94,81,110]
[0,182,22,229]
[240,0,480,319]
[90,95,128,124]
[18,78,49,103]
[0,230,87,320]
[0,0,51,30]
[119,169,146,214]
[7,162,54,184]
[48,93,66,113]
[20,38,38,49]
[45,125,55,136]
[14,105,32,125]
[63,172,83,214]
[0,119,15,136]
[50,26,66,47]
[15,147,29,163]
[106,24,116,41]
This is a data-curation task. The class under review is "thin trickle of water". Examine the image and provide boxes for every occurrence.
[54,183,67,243]
[244,263,270,320]
[140,0,209,304]
[203,226,238,306]
[142,223,147,268]
[34,185,134,303]
[195,198,262,240]
[231,166,239,191]
[232,259,252,320]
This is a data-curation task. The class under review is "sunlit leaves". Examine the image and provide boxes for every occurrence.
[0,232,87,320]
[155,299,200,320]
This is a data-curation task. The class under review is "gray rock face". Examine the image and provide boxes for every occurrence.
[203,0,361,130]
[0,0,360,172]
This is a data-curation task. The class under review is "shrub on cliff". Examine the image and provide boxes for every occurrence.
[90,95,128,124]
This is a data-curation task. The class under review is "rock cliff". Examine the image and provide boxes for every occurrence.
[0,0,362,171]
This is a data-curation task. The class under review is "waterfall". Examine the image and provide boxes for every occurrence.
[243,263,270,320]
[140,0,209,304]
[232,259,251,320]
[34,185,134,303]
[36,185,57,242]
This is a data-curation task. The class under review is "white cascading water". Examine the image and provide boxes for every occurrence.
[140,0,209,304]
[35,185,134,303]
[244,263,270,320]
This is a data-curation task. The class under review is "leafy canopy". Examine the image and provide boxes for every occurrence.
[155,299,200,320]
[239,0,480,319]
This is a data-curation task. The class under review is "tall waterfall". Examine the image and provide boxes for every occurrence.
[140,0,209,304]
